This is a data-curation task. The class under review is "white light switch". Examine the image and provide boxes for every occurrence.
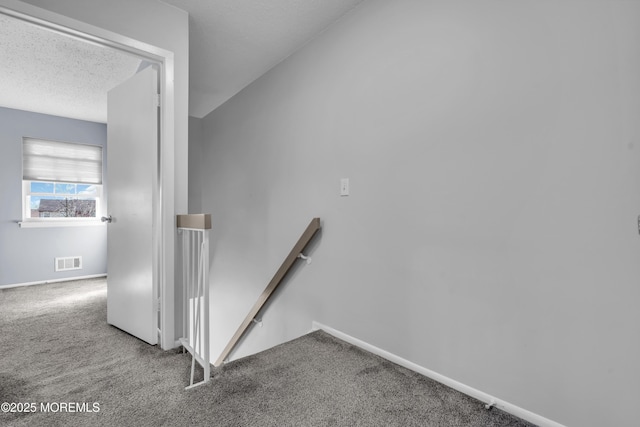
[340,178,350,196]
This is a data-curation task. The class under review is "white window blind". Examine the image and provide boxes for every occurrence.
[22,138,103,184]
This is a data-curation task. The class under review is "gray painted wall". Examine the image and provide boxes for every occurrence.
[0,107,107,286]
[195,1,640,426]
[188,116,203,214]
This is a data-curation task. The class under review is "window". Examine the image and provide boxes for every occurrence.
[22,138,103,224]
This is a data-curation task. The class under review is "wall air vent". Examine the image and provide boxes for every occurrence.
[55,256,82,272]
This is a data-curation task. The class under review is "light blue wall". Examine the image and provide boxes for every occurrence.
[0,107,107,286]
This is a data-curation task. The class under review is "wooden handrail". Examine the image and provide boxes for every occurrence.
[214,217,321,367]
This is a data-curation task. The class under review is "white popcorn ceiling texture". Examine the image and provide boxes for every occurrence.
[0,13,141,123]
[0,0,366,122]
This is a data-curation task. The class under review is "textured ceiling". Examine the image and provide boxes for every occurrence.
[0,13,142,123]
[0,0,366,122]
[160,0,367,118]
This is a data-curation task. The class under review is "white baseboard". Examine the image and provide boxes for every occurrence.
[311,321,565,427]
[0,274,107,289]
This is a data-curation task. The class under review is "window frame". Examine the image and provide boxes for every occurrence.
[22,180,104,225]
[20,137,105,228]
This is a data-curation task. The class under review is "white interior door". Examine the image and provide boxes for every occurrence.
[106,66,159,345]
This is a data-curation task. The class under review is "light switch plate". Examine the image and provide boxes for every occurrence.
[340,178,349,196]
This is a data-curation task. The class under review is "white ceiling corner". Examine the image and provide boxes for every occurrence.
[160,0,367,118]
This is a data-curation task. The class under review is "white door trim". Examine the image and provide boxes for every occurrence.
[0,0,177,349]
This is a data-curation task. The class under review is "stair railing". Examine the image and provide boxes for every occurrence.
[214,217,321,367]
[177,214,211,389]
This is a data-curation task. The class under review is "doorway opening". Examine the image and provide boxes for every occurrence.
[0,4,177,349]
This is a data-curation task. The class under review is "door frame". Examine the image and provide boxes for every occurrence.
[0,1,177,349]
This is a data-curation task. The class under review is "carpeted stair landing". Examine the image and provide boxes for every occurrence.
[0,278,534,426]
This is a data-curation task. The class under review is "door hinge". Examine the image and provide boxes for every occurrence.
[156,93,161,108]
[154,298,161,313]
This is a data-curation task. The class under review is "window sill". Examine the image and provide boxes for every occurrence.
[18,220,106,228]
